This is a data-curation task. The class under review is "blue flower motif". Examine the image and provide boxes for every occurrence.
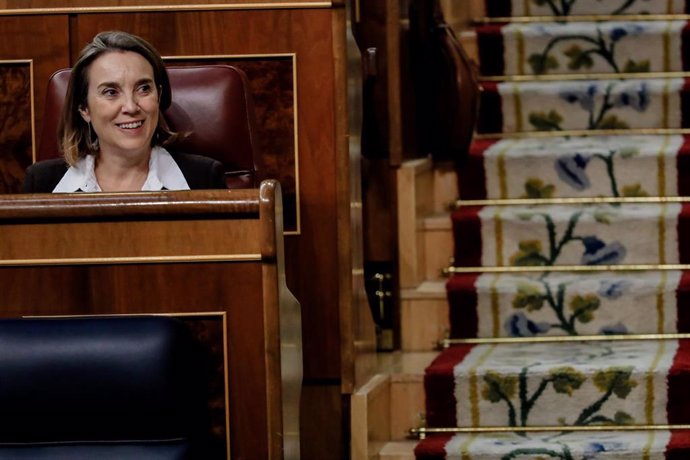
[581,237,627,265]
[555,153,591,190]
[597,280,632,299]
[584,440,626,458]
[560,84,597,112]
[583,442,607,459]
[609,27,627,42]
[600,322,628,335]
[505,312,550,337]
[614,83,650,112]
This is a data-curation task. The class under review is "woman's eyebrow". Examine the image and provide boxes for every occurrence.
[96,77,154,88]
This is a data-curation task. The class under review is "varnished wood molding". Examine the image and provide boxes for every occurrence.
[0,2,333,16]
[0,190,261,219]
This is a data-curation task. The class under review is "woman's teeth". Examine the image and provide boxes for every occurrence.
[118,121,143,129]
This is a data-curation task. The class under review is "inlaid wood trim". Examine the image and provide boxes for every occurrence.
[0,59,35,163]
[0,2,333,16]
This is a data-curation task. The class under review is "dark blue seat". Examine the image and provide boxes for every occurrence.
[0,316,216,459]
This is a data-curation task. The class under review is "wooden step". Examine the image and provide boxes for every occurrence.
[351,352,437,460]
[420,214,453,281]
[400,280,448,351]
[378,440,416,460]
[397,159,457,289]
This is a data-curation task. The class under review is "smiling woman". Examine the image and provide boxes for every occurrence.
[22,31,227,193]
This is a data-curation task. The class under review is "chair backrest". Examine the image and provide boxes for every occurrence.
[37,65,260,189]
[0,316,218,459]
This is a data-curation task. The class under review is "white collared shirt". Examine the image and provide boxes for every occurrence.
[52,146,190,193]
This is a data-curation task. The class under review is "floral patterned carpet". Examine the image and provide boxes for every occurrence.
[416,0,690,458]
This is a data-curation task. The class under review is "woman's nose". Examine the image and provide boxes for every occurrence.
[121,93,140,113]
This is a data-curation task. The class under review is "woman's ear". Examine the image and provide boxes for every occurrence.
[78,105,91,123]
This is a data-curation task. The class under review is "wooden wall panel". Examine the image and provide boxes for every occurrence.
[0,0,331,9]
[0,15,69,191]
[0,262,267,459]
[71,8,341,382]
[167,56,298,231]
[0,6,352,459]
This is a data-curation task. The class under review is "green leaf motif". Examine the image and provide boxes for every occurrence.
[510,240,547,266]
[593,367,638,398]
[529,110,564,131]
[482,371,518,402]
[618,147,639,159]
[598,115,630,130]
[622,183,649,197]
[569,294,601,323]
[623,59,651,73]
[523,178,555,199]
[564,44,594,70]
[550,366,586,395]
[513,283,546,311]
[528,53,559,75]
[613,410,635,425]
[593,211,613,224]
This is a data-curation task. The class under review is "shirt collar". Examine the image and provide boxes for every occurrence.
[52,146,190,193]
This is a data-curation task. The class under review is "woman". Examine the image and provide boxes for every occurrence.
[23,31,226,193]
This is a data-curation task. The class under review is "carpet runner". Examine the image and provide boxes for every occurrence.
[462,135,690,199]
[483,0,690,18]
[476,21,690,77]
[417,1,690,458]
[477,78,690,134]
[447,271,690,338]
[416,431,690,459]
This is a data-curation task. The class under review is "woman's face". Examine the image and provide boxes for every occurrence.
[79,50,160,161]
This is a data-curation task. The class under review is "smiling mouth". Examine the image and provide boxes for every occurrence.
[117,120,144,129]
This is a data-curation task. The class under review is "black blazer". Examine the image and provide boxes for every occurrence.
[22,152,227,193]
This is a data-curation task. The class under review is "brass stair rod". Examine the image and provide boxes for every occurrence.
[411,424,690,439]
[441,333,690,348]
[443,264,690,275]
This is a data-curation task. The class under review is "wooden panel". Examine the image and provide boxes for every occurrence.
[0,63,32,193]
[0,6,343,381]
[0,262,266,459]
[0,0,331,8]
[69,9,343,381]
[0,7,349,458]
[0,219,260,261]
[0,184,300,459]
[168,56,299,231]
[0,15,69,192]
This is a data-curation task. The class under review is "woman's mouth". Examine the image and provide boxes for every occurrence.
[117,120,144,129]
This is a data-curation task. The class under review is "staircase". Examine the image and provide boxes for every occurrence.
[352,0,690,459]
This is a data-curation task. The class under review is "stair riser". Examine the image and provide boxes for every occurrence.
[453,203,690,267]
[484,0,690,17]
[478,79,690,134]
[425,341,690,429]
[401,298,449,351]
[423,228,454,281]
[477,22,690,77]
[462,135,690,200]
[415,431,690,460]
[448,271,690,338]
[397,160,458,289]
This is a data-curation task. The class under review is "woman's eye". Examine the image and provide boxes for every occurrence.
[102,88,118,97]
[138,84,153,94]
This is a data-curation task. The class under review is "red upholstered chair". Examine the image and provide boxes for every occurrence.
[37,65,260,189]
